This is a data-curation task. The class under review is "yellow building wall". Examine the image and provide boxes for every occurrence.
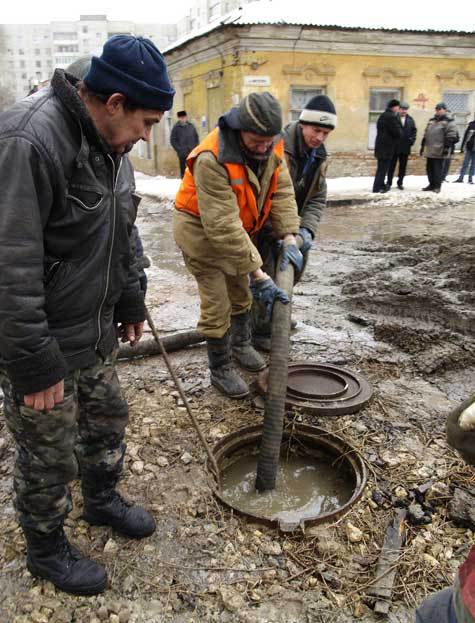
[172,51,475,150]
[131,46,475,176]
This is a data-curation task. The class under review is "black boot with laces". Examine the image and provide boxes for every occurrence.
[83,489,156,538]
[24,526,107,595]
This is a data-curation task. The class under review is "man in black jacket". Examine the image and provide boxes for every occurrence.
[387,102,417,190]
[0,35,174,595]
[252,94,336,351]
[170,110,199,177]
[372,99,403,193]
[454,116,475,184]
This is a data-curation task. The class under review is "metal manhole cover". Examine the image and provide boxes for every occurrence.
[256,362,373,416]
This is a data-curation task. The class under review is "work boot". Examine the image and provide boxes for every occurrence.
[83,489,156,538]
[453,177,464,183]
[469,178,473,184]
[231,313,266,372]
[397,182,404,190]
[422,185,433,191]
[24,526,107,596]
[433,187,441,193]
[207,332,249,398]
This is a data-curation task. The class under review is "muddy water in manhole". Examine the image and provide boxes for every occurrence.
[221,454,355,522]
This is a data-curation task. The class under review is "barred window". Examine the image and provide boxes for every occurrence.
[290,87,326,122]
[443,91,474,147]
[368,88,401,149]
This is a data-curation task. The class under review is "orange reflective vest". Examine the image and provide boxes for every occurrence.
[175,127,283,236]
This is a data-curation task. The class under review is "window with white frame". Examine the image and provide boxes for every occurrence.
[368,88,401,149]
[443,91,475,148]
[289,87,326,122]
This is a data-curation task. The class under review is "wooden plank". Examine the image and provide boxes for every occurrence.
[368,509,407,615]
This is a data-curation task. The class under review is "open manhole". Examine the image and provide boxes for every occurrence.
[209,424,367,532]
[256,362,373,416]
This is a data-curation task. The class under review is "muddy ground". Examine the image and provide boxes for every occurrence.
[1,190,474,623]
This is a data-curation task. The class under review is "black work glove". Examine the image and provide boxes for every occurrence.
[296,227,313,255]
[279,243,304,273]
[250,278,290,322]
[419,147,424,156]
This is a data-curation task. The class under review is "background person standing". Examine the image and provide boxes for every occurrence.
[387,102,417,190]
[372,98,403,193]
[170,110,199,177]
[454,115,475,184]
[420,102,458,193]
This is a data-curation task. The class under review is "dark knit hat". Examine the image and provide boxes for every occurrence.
[299,95,337,129]
[84,35,175,111]
[177,110,187,117]
[435,102,447,110]
[220,92,282,136]
[387,98,400,109]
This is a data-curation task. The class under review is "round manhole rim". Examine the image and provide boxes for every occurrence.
[208,423,367,532]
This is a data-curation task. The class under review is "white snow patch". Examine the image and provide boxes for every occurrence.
[135,172,475,202]
[134,172,180,201]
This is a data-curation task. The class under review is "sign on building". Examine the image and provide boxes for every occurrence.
[243,75,271,87]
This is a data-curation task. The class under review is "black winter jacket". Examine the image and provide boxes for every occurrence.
[461,120,475,152]
[396,114,417,155]
[283,122,328,237]
[0,70,145,394]
[170,121,199,157]
[374,109,403,160]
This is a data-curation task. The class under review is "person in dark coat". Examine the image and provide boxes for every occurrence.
[66,56,151,297]
[252,94,337,351]
[0,35,174,596]
[372,98,403,192]
[387,102,417,189]
[170,110,199,177]
[454,116,475,184]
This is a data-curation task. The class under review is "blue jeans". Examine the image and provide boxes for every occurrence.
[459,150,475,180]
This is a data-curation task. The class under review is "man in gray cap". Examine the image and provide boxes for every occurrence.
[174,92,301,399]
[0,35,174,595]
[420,102,458,192]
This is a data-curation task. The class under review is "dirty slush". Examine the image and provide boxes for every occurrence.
[0,191,474,622]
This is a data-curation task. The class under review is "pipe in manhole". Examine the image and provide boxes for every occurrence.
[209,424,367,533]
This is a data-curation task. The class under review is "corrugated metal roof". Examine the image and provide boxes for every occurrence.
[164,0,475,54]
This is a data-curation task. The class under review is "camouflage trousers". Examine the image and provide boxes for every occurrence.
[0,350,128,534]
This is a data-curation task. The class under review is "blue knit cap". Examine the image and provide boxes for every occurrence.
[84,35,175,111]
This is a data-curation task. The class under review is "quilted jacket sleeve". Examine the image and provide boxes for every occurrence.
[0,136,67,394]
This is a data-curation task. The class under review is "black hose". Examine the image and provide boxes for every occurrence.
[255,250,295,492]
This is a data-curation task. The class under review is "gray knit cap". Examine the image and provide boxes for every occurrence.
[66,55,92,80]
[220,91,282,136]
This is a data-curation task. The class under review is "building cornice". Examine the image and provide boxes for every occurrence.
[165,24,475,72]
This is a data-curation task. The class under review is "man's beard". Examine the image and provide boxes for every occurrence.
[242,145,274,161]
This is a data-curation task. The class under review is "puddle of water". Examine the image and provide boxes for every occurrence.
[221,452,355,523]
[319,200,475,242]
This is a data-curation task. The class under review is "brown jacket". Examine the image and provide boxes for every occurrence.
[173,126,300,276]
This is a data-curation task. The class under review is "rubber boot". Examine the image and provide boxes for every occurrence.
[24,526,107,596]
[231,313,266,372]
[83,471,156,539]
[206,332,249,398]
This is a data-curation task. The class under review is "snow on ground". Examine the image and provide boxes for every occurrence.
[135,172,475,202]
[134,173,180,200]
